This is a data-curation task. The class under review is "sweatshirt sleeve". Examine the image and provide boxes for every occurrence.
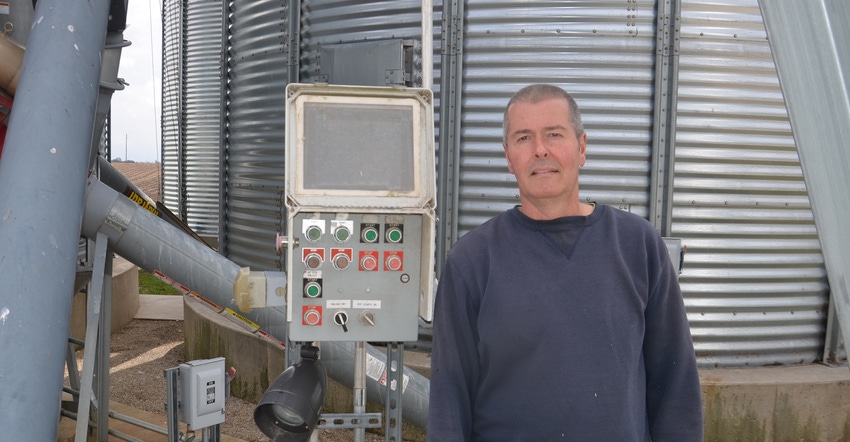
[427,254,481,442]
[643,235,705,441]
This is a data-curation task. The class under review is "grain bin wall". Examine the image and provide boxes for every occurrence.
[672,0,827,366]
[163,0,832,367]
[220,0,291,270]
[161,0,224,239]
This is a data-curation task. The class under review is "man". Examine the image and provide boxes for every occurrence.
[427,84,703,441]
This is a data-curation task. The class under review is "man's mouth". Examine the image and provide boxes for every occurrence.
[531,167,558,176]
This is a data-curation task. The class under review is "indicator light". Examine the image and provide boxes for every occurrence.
[334,226,351,242]
[305,225,323,242]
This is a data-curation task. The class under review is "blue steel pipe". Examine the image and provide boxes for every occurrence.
[0,0,112,440]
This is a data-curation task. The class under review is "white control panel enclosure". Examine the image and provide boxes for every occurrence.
[284,84,436,342]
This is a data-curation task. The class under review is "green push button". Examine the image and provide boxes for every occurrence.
[386,227,403,243]
[306,225,322,242]
[304,281,322,298]
[362,226,379,243]
[334,227,350,242]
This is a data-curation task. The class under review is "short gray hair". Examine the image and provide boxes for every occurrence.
[502,84,584,143]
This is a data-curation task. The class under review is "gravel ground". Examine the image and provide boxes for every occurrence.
[81,318,387,441]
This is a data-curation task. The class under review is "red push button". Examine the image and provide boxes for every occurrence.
[359,251,379,271]
[302,306,322,326]
[384,251,403,271]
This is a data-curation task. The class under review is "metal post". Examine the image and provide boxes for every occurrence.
[435,0,464,274]
[75,233,109,441]
[95,247,114,441]
[649,0,681,236]
[353,341,367,442]
[0,0,111,440]
[165,367,181,442]
[384,343,404,442]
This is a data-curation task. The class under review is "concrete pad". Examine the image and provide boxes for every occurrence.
[700,364,850,442]
[135,294,184,321]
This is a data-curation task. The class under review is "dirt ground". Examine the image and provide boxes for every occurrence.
[100,318,387,441]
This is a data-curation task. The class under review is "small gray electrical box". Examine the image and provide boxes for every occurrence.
[179,357,226,430]
[663,237,685,275]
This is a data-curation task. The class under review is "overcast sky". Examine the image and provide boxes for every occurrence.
[111,0,162,163]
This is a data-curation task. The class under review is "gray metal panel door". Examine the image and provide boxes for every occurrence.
[299,0,427,85]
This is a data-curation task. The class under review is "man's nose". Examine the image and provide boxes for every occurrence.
[533,137,549,157]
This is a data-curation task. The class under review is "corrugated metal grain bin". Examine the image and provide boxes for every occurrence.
[161,0,224,239]
[162,0,831,367]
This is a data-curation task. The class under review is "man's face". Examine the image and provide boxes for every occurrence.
[503,98,587,211]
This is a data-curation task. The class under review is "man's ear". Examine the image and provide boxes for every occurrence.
[578,133,588,166]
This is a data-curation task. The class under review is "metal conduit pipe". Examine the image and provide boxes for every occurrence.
[81,177,241,301]
[81,177,431,431]
[97,156,212,247]
[421,0,433,90]
[0,0,112,440]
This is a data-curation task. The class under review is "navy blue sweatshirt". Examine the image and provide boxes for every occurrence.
[427,205,703,441]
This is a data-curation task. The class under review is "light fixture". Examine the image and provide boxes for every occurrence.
[254,345,327,441]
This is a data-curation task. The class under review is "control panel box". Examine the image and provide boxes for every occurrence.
[284,83,436,343]
[288,211,427,342]
[178,357,226,430]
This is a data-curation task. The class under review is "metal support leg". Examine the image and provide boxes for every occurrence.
[65,339,82,405]
[384,343,403,442]
[95,247,113,441]
[165,366,180,442]
[354,341,367,442]
[75,232,109,441]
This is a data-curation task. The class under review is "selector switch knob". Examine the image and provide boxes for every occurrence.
[333,311,349,332]
[360,311,375,326]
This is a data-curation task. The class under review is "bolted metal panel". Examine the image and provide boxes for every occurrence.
[299,0,427,86]
[455,0,658,236]
[673,0,828,366]
[162,0,184,216]
[222,0,290,270]
[183,0,225,237]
